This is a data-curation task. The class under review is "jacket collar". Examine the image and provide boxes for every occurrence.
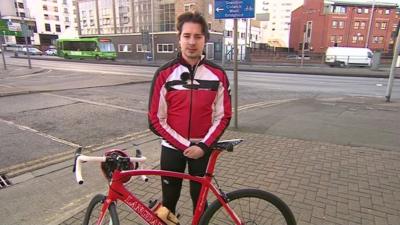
[178,52,206,70]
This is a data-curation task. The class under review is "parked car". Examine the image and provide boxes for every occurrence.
[19,47,43,56]
[45,48,57,56]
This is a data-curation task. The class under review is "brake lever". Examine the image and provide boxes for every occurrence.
[73,147,83,173]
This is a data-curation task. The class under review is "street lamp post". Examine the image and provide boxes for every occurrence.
[365,0,376,48]
[21,16,32,69]
[2,31,6,44]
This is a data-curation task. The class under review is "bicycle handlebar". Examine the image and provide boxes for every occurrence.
[74,153,147,184]
[73,139,243,185]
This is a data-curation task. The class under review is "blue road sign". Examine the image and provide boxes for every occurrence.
[214,0,255,19]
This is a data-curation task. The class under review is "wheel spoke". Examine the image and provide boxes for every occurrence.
[200,189,295,225]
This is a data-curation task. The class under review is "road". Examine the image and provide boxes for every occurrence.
[1,57,399,174]
[1,57,400,225]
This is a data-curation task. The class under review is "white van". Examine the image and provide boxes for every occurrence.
[325,47,373,67]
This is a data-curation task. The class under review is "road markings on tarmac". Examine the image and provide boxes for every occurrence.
[43,93,148,114]
[0,117,80,148]
[238,99,297,111]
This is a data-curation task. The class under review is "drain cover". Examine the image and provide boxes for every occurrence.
[0,174,11,189]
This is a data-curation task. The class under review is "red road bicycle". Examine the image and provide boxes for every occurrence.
[73,139,297,225]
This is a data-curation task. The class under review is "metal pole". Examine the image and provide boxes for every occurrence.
[365,0,375,48]
[385,25,400,102]
[21,17,32,69]
[222,31,225,67]
[1,44,7,70]
[300,25,306,67]
[233,19,238,129]
[151,0,155,62]
[244,19,248,61]
[76,1,81,35]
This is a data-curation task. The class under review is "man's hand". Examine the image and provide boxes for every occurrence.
[183,145,204,159]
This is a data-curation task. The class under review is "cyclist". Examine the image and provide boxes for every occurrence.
[148,11,232,215]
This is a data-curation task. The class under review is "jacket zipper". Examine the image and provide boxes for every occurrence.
[187,59,201,141]
[187,66,194,139]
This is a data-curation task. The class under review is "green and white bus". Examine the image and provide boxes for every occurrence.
[56,37,117,60]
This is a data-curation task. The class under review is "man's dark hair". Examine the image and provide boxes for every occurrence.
[177,11,209,41]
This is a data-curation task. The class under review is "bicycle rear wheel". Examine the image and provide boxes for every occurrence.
[199,189,296,225]
[83,194,119,225]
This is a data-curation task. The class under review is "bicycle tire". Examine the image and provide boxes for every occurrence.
[199,189,296,225]
[83,194,120,225]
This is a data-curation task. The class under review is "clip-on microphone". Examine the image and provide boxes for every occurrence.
[180,72,191,82]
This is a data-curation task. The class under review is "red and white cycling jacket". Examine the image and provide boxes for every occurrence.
[148,55,232,152]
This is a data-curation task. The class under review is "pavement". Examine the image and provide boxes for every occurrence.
[0,62,400,225]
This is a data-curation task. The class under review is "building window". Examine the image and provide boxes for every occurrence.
[378,9,383,14]
[393,24,398,31]
[357,8,362,14]
[136,44,149,52]
[120,16,129,24]
[56,24,61,32]
[240,32,245,39]
[329,5,346,14]
[330,35,343,43]
[19,12,26,17]
[43,5,48,11]
[352,35,364,43]
[332,20,338,28]
[385,9,390,15]
[159,4,175,32]
[65,17,69,22]
[119,44,132,52]
[18,2,24,8]
[157,44,174,53]
[45,23,51,31]
[339,21,345,29]
[360,21,366,29]
[373,36,384,44]
[380,22,387,30]
[352,36,357,43]
[226,30,232,37]
[54,6,58,12]
[354,21,360,29]
[184,3,196,12]
[55,15,60,21]
[64,8,68,13]
[44,14,49,19]
[364,8,369,14]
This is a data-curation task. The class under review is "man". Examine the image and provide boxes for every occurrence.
[148,11,232,215]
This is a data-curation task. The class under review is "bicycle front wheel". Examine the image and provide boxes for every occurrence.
[83,194,119,225]
[199,189,296,225]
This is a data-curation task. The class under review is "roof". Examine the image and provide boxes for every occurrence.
[325,0,399,7]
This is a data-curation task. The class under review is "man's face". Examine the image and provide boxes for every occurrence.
[179,22,206,63]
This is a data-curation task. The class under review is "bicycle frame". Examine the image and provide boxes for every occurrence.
[96,149,243,225]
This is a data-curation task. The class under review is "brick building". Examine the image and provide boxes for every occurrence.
[289,0,399,54]
[77,0,224,61]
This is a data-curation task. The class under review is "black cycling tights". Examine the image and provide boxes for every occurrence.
[160,146,210,214]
